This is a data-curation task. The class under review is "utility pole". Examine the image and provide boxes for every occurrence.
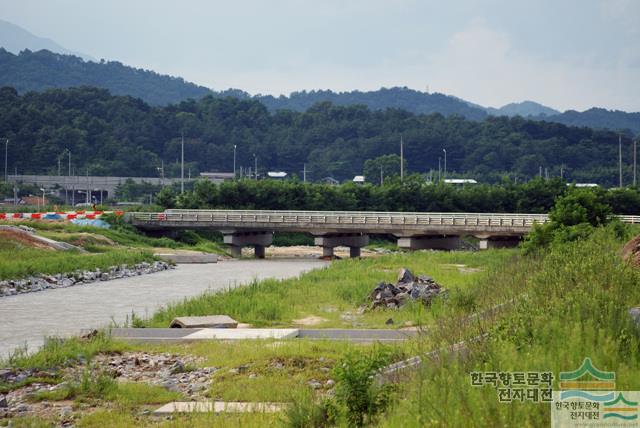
[4,138,8,182]
[560,165,564,180]
[438,157,441,181]
[539,166,542,178]
[181,132,185,194]
[400,135,404,182]
[303,163,307,183]
[545,168,548,180]
[233,145,237,179]
[86,168,89,204]
[634,138,637,187]
[253,154,258,180]
[619,134,623,188]
[442,148,447,180]
[380,165,384,186]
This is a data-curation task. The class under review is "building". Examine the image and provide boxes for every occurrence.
[444,179,478,185]
[353,175,365,184]
[267,171,288,180]
[199,172,235,182]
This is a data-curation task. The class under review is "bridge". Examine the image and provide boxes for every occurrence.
[128,210,640,257]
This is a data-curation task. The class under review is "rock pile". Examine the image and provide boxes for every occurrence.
[0,261,173,297]
[368,268,446,310]
[87,352,217,398]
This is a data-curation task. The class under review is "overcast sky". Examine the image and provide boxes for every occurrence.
[1,0,639,112]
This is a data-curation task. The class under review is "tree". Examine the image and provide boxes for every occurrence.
[363,154,407,184]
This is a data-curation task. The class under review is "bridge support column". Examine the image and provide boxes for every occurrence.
[314,234,369,258]
[223,231,273,259]
[397,235,462,251]
[476,236,521,250]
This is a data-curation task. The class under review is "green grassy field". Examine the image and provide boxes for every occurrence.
[0,220,227,280]
[378,226,640,427]
[145,249,514,329]
[5,224,639,427]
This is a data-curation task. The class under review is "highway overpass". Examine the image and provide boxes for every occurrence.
[127,209,640,258]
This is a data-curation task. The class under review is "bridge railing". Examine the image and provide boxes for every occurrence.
[130,210,554,228]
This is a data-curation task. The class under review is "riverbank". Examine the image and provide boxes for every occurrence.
[0,259,326,357]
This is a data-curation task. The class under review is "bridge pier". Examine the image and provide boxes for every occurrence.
[223,231,273,259]
[314,233,369,258]
[476,236,521,250]
[397,235,462,251]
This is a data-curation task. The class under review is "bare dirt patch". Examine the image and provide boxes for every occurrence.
[292,315,328,326]
[0,230,56,250]
[622,235,640,267]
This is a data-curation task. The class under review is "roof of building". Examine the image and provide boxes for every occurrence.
[444,178,478,184]
[353,175,365,183]
[267,171,288,178]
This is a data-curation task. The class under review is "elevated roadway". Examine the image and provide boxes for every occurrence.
[128,209,640,258]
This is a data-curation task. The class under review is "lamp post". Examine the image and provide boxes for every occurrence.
[233,145,237,179]
[181,132,185,193]
[400,135,404,182]
[442,148,447,180]
[4,138,8,182]
[253,154,258,180]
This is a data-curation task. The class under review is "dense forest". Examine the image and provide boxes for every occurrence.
[0,86,638,186]
[0,49,211,105]
[1,49,638,133]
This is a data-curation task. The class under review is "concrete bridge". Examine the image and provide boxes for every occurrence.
[125,209,555,257]
[128,209,640,257]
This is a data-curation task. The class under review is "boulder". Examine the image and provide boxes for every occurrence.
[397,268,415,284]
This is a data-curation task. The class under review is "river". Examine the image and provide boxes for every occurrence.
[0,259,327,358]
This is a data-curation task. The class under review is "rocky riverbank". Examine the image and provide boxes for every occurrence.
[0,261,173,298]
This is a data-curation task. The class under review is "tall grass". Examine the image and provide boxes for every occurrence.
[380,225,640,427]
[145,250,514,328]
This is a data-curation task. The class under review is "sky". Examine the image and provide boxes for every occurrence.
[1,0,639,112]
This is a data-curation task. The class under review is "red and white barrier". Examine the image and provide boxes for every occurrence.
[0,211,124,221]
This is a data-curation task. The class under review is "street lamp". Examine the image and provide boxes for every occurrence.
[4,138,8,182]
[233,145,237,179]
[442,148,447,180]
[253,154,258,180]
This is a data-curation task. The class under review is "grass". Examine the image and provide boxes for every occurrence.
[134,339,412,403]
[0,220,228,280]
[377,225,640,427]
[145,249,514,329]
[0,239,154,280]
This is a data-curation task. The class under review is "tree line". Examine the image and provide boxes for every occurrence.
[1,85,638,186]
[157,178,640,215]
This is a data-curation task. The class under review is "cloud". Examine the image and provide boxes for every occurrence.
[421,23,639,112]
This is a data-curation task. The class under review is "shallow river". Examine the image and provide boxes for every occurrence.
[0,259,327,358]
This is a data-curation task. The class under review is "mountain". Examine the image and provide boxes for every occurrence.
[0,19,93,61]
[255,87,489,120]
[0,48,637,133]
[487,101,560,117]
[0,49,213,105]
[539,108,640,134]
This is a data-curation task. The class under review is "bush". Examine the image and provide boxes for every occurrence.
[332,347,396,427]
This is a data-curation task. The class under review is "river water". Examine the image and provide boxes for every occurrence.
[0,259,327,358]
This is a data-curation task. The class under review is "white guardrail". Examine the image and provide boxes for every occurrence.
[129,210,640,228]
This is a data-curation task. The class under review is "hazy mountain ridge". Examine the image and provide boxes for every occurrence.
[0,19,93,61]
[0,47,637,133]
[0,48,212,105]
[487,101,560,117]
